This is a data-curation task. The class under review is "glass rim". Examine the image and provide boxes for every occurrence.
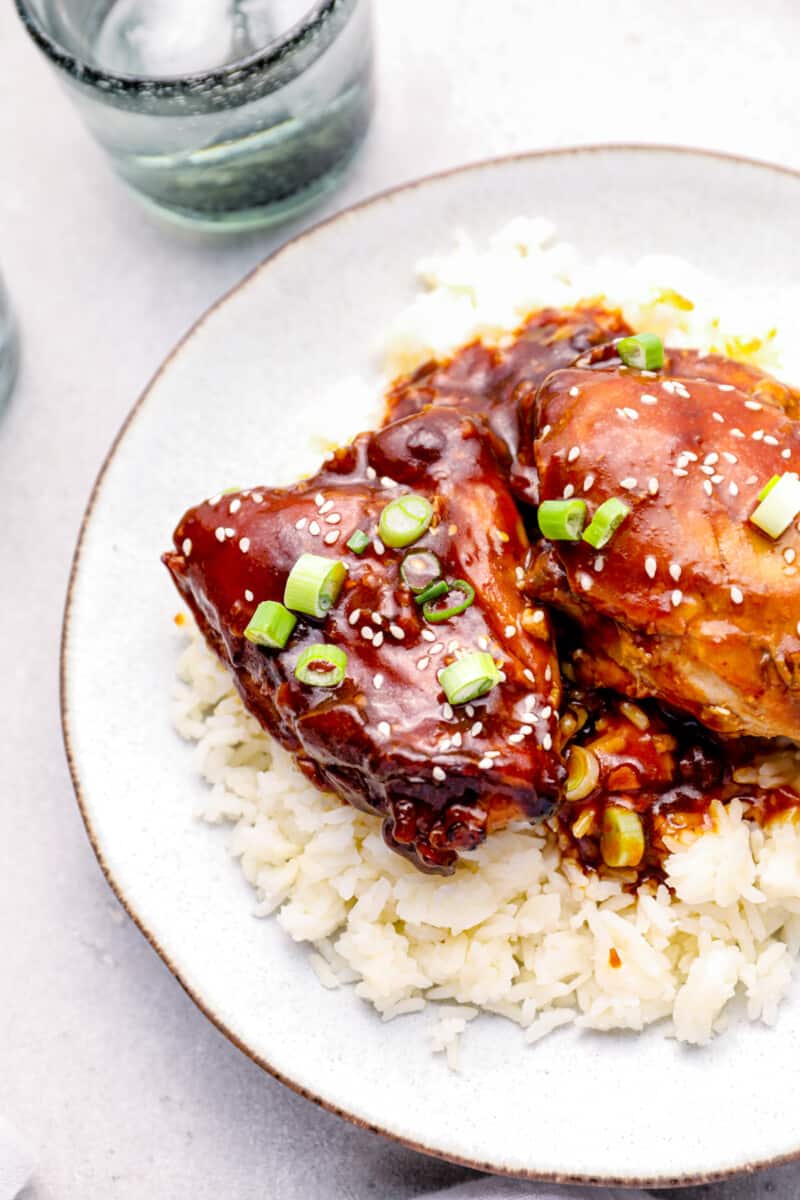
[13,0,343,94]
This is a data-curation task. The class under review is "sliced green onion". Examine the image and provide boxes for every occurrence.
[415,579,448,606]
[438,651,501,706]
[749,472,800,539]
[244,600,297,649]
[617,333,664,370]
[537,498,587,541]
[346,529,370,555]
[378,493,433,549]
[601,806,645,868]
[284,553,347,618]
[565,746,600,801]
[758,474,781,502]
[422,579,476,623]
[294,643,348,688]
[582,497,631,549]
[221,486,241,495]
[400,549,442,593]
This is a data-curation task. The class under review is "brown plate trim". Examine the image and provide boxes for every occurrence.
[60,143,800,1188]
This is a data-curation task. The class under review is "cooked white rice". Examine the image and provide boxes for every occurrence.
[171,220,800,1064]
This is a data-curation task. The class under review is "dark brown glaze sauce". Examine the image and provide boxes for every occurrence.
[165,304,800,882]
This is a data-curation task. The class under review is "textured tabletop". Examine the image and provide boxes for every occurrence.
[3,1,800,1196]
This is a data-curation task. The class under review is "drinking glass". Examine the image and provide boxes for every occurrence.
[0,273,19,415]
[15,0,374,230]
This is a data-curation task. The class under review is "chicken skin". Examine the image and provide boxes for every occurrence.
[530,360,800,741]
[385,305,631,505]
[165,408,563,872]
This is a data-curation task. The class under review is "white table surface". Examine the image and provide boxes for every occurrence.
[3,1,800,1196]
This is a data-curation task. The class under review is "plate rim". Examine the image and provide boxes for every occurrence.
[60,142,800,1187]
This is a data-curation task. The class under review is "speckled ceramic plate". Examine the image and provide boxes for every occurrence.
[62,147,800,1186]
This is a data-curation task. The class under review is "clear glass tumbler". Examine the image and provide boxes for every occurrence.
[15,0,374,230]
[0,273,19,416]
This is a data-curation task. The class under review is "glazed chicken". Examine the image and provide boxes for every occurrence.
[164,407,563,872]
[530,357,800,741]
[385,305,631,504]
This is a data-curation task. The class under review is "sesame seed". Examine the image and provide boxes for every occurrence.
[577,571,593,591]
[521,724,533,736]
[295,517,307,530]
[465,705,475,718]
[542,734,553,751]
[731,585,744,605]
[239,537,251,553]
[448,640,460,653]
[620,477,637,490]
[309,521,321,536]
[540,705,552,719]
[583,473,595,492]
[645,556,657,578]
[648,477,659,495]
[378,721,391,737]
[325,513,341,525]
[208,493,222,506]
[229,498,241,514]
[361,626,374,641]
[541,424,551,438]
[373,632,384,648]
[417,656,430,670]
[252,493,263,504]
[373,537,385,555]
[594,555,605,571]
[718,384,735,391]
[422,629,436,643]
[215,527,226,542]
[314,493,325,508]
[523,668,535,683]
[712,412,725,423]
[451,731,462,748]
[672,467,688,478]
[711,474,724,484]
[440,737,452,752]
[640,393,658,405]
[671,589,683,607]
[244,589,254,602]
[669,562,682,581]
[727,482,739,497]
[478,756,493,770]
[722,451,738,464]
[369,613,382,626]
[563,483,575,499]
[752,429,765,442]
[224,527,235,538]
[508,732,524,745]
[782,449,792,460]
[432,766,446,782]
[744,400,763,411]
[484,750,501,759]
[381,476,395,489]
[544,664,552,682]
[569,386,580,397]
[785,548,797,565]
[442,703,454,720]
[764,435,779,446]
[471,721,483,736]
[568,445,581,462]
[730,428,745,439]
[182,538,192,556]
[348,609,361,626]
[373,673,384,690]
[700,465,715,476]
[504,624,516,638]
[623,407,639,421]
[366,466,377,480]
[704,452,719,466]
[796,622,800,638]
[389,624,405,640]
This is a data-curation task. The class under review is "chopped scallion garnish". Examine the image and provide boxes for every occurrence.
[346,529,370,555]
[601,806,645,868]
[749,472,800,539]
[758,474,781,502]
[244,600,297,649]
[284,553,347,618]
[582,497,631,549]
[414,579,448,606]
[565,746,600,801]
[400,549,442,593]
[438,651,501,706]
[378,493,433,549]
[617,333,664,370]
[537,498,587,541]
[294,643,348,688]
[422,579,475,623]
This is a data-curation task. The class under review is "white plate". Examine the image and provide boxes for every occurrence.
[62,147,800,1186]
